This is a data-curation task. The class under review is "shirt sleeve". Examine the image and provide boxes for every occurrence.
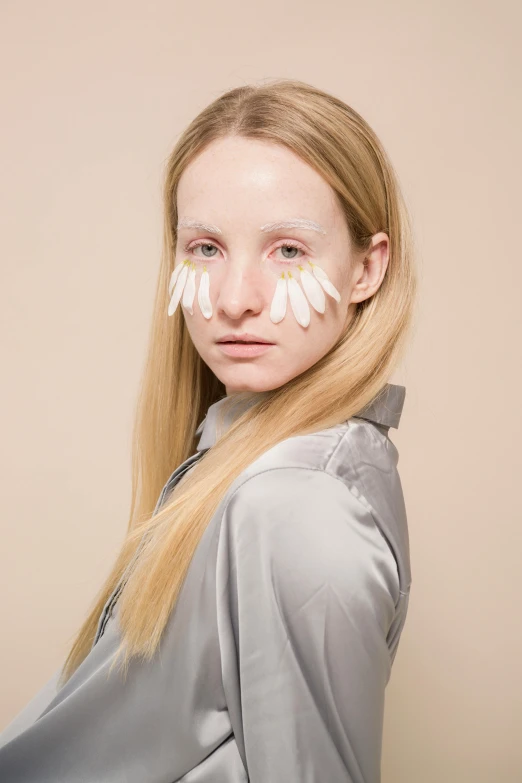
[215,467,402,783]
[0,667,61,750]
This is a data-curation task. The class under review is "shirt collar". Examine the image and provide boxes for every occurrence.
[195,383,406,451]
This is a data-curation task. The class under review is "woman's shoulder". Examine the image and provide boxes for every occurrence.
[216,417,411,596]
[255,415,399,473]
[232,416,404,513]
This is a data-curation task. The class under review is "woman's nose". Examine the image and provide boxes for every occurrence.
[215,263,265,319]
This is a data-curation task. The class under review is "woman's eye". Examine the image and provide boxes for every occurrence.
[274,244,305,261]
[186,242,219,258]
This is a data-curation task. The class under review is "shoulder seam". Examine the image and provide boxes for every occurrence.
[218,463,380,544]
[216,464,404,605]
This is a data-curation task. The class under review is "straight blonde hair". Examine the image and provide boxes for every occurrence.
[59,78,417,687]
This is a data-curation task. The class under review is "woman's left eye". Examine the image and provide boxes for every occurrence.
[273,242,306,261]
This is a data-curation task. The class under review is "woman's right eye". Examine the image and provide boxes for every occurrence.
[184,241,220,258]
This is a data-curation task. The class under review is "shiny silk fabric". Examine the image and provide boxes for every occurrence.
[0,383,411,783]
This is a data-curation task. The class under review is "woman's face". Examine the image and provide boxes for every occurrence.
[175,135,388,394]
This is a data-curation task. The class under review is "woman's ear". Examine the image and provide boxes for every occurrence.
[349,232,390,305]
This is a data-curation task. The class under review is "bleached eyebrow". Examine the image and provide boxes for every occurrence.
[177,219,223,234]
[260,219,327,234]
[176,218,327,235]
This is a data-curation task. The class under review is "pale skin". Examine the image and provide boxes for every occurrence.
[175,135,389,395]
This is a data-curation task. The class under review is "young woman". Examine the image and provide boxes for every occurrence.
[0,79,416,782]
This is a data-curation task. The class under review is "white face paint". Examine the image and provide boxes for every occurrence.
[168,136,388,395]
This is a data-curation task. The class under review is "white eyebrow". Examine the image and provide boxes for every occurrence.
[176,217,327,235]
[260,219,327,234]
[177,219,223,234]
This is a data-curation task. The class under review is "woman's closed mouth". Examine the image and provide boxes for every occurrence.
[216,333,275,345]
[216,334,276,357]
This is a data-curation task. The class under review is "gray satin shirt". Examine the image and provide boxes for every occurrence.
[0,383,412,782]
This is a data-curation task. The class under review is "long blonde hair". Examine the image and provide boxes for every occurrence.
[59,78,417,687]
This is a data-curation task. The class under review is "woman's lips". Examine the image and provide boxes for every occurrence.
[217,341,275,357]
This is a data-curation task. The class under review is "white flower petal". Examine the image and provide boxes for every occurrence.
[309,262,341,302]
[319,278,342,302]
[308,261,328,281]
[182,264,196,315]
[299,267,326,313]
[287,274,310,327]
[270,273,288,323]
[197,267,213,319]
[168,261,185,296]
[167,262,189,316]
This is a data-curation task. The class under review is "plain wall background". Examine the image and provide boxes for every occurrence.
[1,1,520,780]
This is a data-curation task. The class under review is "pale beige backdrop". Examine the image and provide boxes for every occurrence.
[1,1,520,781]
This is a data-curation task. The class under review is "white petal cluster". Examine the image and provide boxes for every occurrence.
[167,258,340,327]
[167,259,213,319]
[270,261,341,327]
